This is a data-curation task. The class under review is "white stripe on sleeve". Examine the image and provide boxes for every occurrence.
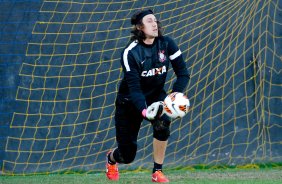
[123,41,138,71]
[169,49,182,60]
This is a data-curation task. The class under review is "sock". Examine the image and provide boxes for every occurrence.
[107,151,116,165]
[153,162,163,173]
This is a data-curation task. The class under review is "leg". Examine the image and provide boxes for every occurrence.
[151,117,171,183]
[106,96,142,180]
[153,138,168,164]
[152,116,171,165]
[111,96,142,164]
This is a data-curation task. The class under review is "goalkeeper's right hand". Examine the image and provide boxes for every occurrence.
[142,102,163,120]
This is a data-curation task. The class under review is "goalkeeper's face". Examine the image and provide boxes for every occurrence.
[142,14,158,39]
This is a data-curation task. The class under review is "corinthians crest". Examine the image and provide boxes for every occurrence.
[158,50,166,62]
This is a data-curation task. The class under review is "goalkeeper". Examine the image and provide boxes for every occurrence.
[106,9,190,183]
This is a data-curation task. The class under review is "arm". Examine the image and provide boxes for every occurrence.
[121,46,162,120]
[167,37,190,92]
[121,48,162,120]
[121,50,147,113]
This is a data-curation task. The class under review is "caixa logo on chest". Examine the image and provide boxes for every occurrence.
[141,66,167,77]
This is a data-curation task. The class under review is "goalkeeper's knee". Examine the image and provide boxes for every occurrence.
[153,127,170,141]
[113,143,137,164]
[151,115,171,141]
[152,119,171,141]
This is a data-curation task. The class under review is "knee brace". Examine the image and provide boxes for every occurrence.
[113,143,137,164]
[152,119,171,141]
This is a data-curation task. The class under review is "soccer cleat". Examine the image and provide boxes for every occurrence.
[152,170,169,183]
[106,151,119,181]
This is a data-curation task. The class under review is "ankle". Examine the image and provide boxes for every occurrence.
[107,152,116,165]
[152,162,163,173]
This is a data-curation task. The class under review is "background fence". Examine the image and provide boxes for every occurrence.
[0,0,281,175]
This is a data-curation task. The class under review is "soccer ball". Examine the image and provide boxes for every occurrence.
[163,92,190,119]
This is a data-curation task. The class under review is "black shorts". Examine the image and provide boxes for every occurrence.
[114,90,168,146]
[114,95,143,147]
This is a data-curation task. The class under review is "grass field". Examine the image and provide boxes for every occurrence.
[0,168,281,184]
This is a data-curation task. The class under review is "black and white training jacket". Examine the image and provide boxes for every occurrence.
[118,36,190,113]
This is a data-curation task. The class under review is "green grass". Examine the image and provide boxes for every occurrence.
[0,168,281,184]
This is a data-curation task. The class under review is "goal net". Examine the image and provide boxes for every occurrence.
[2,0,282,174]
